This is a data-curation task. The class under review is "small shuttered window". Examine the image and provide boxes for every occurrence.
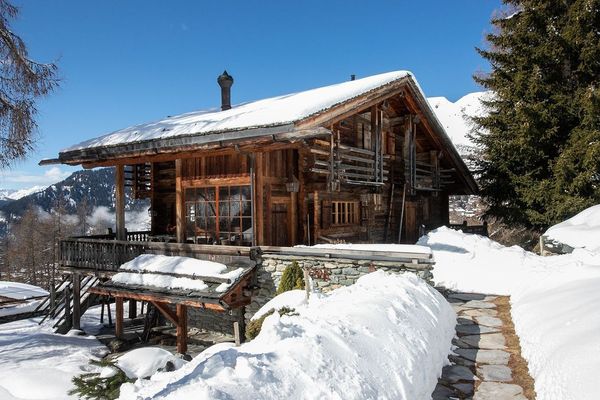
[331,201,360,225]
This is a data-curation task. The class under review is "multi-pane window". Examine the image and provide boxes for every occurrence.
[331,201,360,225]
[185,185,252,245]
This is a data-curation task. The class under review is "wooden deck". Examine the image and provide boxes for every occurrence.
[59,233,257,275]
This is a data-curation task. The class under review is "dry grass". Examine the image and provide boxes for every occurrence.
[494,296,537,400]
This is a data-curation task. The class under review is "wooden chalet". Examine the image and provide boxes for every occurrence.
[44,70,476,247]
[41,70,477,352]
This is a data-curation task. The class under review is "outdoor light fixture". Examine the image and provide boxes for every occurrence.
[286,176,300,193]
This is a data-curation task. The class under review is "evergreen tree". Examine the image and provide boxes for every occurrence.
[473,0,600,230]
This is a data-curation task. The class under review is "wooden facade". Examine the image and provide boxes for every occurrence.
[45,73,477,247]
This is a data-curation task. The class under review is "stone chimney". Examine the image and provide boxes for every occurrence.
[217,70,234,111]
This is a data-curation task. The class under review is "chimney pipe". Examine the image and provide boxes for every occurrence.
[350,74,356,81]
[217,70,234,111]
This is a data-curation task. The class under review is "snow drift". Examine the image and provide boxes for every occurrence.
[119,271,455,400]
[419,227,600,400]
[544,204,600,252]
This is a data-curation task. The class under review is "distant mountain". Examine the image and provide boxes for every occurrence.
[428,91,491,162]
[0,168,147,220]
[0,186,45,202]
[428,91,492,223]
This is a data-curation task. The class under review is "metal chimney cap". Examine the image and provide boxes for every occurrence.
[217,70,234,87]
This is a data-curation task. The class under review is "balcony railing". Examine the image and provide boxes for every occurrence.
[59,235,257,275]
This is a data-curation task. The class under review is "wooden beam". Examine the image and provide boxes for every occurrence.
[255,152,264,245]
[181,175,251,187]
[76,134,311,169]
[313,191,320,242]
[175,159,185,243]
[151,301,179,326]
[89,287,228,310]
[176,304,188,354]
[115,165,126,241]
[115,297,124,338]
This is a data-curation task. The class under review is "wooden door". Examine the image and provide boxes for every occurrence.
[270,202,289,246]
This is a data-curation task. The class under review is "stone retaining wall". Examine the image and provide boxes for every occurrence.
[244,254,433,323]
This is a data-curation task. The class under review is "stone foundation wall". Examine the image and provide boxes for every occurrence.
[244,254,433,323]
[187,307,245,336]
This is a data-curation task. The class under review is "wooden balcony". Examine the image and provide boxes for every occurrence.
[59,232,257,275]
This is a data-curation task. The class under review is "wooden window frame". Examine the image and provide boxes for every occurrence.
[184,183,252,245]
[331,200,360,226]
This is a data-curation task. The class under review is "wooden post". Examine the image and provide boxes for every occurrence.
[175,159,185,243]
[539,235,545,256]
[313,191,320,243]
[128,299,137,319]
[298,148,308,244]
[115,165,126,241]
[64,285,71,331]
[255,153,264,245]
[115,297,124,338]
[176,304,188,354]
[303,268,310,300]
[72,273,81,330]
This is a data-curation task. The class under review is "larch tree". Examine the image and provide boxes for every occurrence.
[472,0,600,230]
[0,0,58,167]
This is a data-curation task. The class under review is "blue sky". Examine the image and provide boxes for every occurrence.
[1,0,502,190]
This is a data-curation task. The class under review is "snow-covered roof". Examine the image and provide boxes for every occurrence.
[0,281,48,301]
[63,71,412,152]
[92,254,256,307]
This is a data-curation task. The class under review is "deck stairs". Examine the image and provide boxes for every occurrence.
[36,274,100,333]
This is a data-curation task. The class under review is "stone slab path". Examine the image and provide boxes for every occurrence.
[432,291,533,400]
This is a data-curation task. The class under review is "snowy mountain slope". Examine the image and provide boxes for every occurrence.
[0,168,145,218]
[0,186,45,201]
[427,91,491,158]
[0,168,149,236]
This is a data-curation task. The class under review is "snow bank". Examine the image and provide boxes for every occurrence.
[0,281,48,300]
[119,271,455,400]
[544,204,600,252]
[116,348,186,379]
[251,289,307,321]
[112,254,243,292]
[0,318,106,400]
[419,227,600,400]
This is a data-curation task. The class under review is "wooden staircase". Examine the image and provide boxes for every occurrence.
[37,274,100,333]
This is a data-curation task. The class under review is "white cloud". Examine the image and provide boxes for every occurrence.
[0,166,72,189]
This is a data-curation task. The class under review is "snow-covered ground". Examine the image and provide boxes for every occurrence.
[119,271,455,400]
[544,204,600,252]
[0,318,106,400]
[0,282,48,318]
[419,227,600,400]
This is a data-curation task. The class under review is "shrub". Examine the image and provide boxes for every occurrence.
[245,307,298,340]
[69,359,132,400]
[277,261,304,294]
